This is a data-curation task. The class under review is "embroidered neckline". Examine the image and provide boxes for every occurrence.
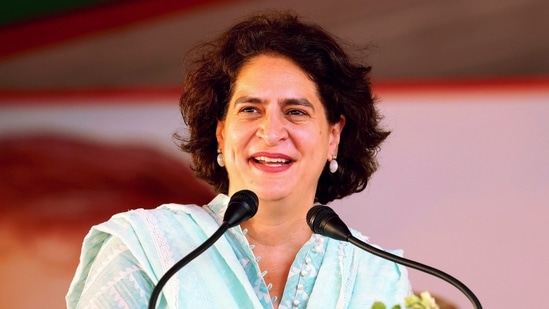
[241,228,328,308]
[243,228,278,304]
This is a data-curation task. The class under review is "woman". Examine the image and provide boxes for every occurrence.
[67,11,411,309]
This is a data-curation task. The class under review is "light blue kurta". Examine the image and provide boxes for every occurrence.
[66,194,411,308]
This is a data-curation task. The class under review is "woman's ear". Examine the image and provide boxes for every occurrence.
[216,120,225,147]
[328,115,345,160]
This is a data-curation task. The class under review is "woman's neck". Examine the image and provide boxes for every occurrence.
[239,198,313,248]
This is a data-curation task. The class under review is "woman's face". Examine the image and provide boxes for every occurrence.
[216,54,344,204]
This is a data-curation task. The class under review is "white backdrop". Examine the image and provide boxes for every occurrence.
[1,84,547,308]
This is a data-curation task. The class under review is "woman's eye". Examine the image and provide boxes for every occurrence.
[287,109,307,116]
[240,106,257,113]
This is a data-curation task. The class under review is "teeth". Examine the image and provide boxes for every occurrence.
[254,156,290,164]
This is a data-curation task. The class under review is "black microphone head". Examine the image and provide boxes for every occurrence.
[223,190,259,227]
[306,205,352,241]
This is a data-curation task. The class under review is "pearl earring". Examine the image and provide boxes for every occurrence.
[329,156,338,173]
[217,149,225,167]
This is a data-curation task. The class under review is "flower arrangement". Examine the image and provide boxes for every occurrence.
[371,291,439,309]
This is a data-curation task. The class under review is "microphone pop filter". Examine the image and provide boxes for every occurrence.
[306,205,351,241]
[224,189,259,227]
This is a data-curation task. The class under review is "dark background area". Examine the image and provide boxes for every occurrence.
[1,0,548,91]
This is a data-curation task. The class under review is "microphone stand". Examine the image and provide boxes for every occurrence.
[147,222,230,309]
[307,205,482,309]
[148,189,258,309]
[347,235,482,309]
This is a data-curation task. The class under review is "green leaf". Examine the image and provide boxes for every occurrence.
[371,301,387,309]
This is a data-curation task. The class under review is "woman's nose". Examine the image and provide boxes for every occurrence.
[256,112,288,145]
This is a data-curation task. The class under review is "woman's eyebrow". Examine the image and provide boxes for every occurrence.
[281,98,315,111]
[233,96,315,110]
[234,96,264,105]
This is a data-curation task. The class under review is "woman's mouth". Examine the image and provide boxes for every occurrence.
[253,156,292,166]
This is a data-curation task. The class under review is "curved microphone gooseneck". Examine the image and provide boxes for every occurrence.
[306,205,482,309]
[148,190,259,309]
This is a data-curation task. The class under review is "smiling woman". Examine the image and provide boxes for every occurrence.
[215,55,344,209]
[66,10,411,309]
[213,56,344,301]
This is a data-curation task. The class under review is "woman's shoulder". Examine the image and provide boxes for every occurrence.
[95,194,230,237]
[341,229,405,273]
[327,229,411,306]
[321,228,408,282]
[97,204,208,235]
[349,228,404,257]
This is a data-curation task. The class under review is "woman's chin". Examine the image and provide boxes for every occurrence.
[254,187,309,204]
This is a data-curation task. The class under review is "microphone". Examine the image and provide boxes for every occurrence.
[306,205,482,309]
[148,189,259,309]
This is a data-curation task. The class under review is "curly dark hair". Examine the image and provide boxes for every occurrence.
[176,10,389,204]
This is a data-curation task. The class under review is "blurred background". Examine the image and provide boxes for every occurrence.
[1,0,547,308]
